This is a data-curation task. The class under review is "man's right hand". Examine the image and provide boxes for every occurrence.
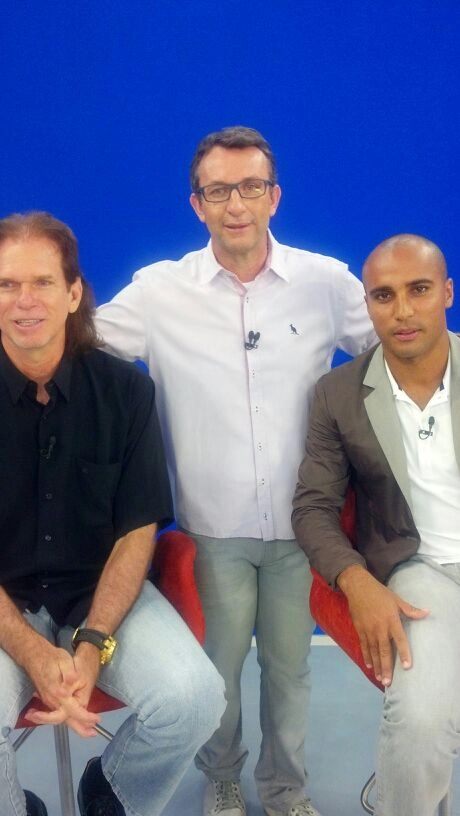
[0,588,100,736]
[337,565,429,686]
[21,641,100,737]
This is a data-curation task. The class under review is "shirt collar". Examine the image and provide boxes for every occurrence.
[384,353,450,401]
[197,231,290,285]
[0,343,72,403]
[269,233,290,281]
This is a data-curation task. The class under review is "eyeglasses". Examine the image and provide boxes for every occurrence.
[195,178,274,203]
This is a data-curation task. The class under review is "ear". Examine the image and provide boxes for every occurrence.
[269,184,282,217]
[445,277,454,309]
[190,192,207,223]
[68,277,83,314]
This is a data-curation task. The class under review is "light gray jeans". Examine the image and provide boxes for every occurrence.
[0,581,225,816]
[189,534,313,813]
[375,557,460,816]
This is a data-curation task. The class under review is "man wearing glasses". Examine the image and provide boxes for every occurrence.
[96,126,376,816]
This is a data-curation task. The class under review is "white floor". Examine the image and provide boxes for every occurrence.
[14,643,460,816]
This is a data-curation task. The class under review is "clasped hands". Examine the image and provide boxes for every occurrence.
[23,642,102,737]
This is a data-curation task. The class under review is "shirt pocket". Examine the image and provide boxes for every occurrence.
[74,458,122,529]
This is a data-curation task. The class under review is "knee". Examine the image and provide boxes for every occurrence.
[142,654,226,747]
[183,656,226,743]
[382,691,452,750]
[257,644,310,685]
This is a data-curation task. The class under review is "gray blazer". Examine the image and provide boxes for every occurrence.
[292,331,460,586]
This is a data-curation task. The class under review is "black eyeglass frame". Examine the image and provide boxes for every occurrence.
[195,178,275,203]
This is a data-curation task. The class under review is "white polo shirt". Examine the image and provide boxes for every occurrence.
[386,358,460,563]
[97,233,375,540]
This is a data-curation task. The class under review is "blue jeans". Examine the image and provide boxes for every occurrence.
[0,581,225,816]
[189,535,313,813]
[375,558,460,816]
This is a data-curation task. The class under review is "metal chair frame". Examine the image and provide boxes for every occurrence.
[359,769,451,815]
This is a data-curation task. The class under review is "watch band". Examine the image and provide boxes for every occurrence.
[71,627,117,665]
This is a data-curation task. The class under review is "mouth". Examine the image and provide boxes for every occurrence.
[393,328,420,341]
[14,319,43,328]
[224,223,251,231]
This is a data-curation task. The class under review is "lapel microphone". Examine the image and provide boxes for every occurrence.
[40,435,56,459]
[244,330,260,350]
[418,416,435,440]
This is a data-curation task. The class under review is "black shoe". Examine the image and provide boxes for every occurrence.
[77,757,126,816]
[24,790,48,816]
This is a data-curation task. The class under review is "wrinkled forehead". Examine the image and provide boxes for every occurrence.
[196,146,272,185]
[0,236,66,280]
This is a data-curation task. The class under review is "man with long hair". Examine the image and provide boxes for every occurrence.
[0,212,225,816]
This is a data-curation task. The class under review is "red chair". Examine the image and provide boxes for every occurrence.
[309,489,451,816]
[13,530,205,816]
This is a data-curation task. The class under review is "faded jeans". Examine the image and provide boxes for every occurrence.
[190,534,314,813]
[375,557,460,816]
[0,581,225,816]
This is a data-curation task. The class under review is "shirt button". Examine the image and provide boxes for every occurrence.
[45,493,53,500]
[41,583,48,589]
[44,534,52,542]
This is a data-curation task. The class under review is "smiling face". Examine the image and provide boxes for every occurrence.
[190,146,281,277]
[364,239,453,370]
[0,236,82,371]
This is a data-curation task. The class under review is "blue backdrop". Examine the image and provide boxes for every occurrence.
[1,1,459,325]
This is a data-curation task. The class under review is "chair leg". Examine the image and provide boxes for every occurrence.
[94,722,114,741]
[54,723,77,816]
[360,772,375,814]
[12,726,35,752]
[14,720,113,816]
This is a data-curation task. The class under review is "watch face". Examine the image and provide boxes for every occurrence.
[100,636,117,665]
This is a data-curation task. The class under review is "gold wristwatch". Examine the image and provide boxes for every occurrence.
[71,627,117,665]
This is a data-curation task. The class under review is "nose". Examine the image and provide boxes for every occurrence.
[226,187,247,213]
[16,284,36,308]
[393,291,414,320]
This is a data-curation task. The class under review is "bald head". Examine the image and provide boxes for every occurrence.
[363,234,447,290]
[362,233,453,369]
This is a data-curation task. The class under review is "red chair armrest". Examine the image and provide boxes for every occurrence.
[151,529,205,645]
[310,567,383,691]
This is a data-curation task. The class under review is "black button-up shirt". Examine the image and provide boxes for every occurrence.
[0,346,173,626]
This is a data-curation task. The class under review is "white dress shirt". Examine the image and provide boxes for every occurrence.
[386,358,460,563]
[96,233,376,540]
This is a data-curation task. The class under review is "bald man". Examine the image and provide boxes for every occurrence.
[293,235,459,816]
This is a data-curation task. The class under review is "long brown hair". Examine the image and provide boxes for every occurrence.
[0,211,100,356]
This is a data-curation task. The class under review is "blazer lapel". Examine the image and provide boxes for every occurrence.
[448,332,460,466]
[362,345,414,510]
